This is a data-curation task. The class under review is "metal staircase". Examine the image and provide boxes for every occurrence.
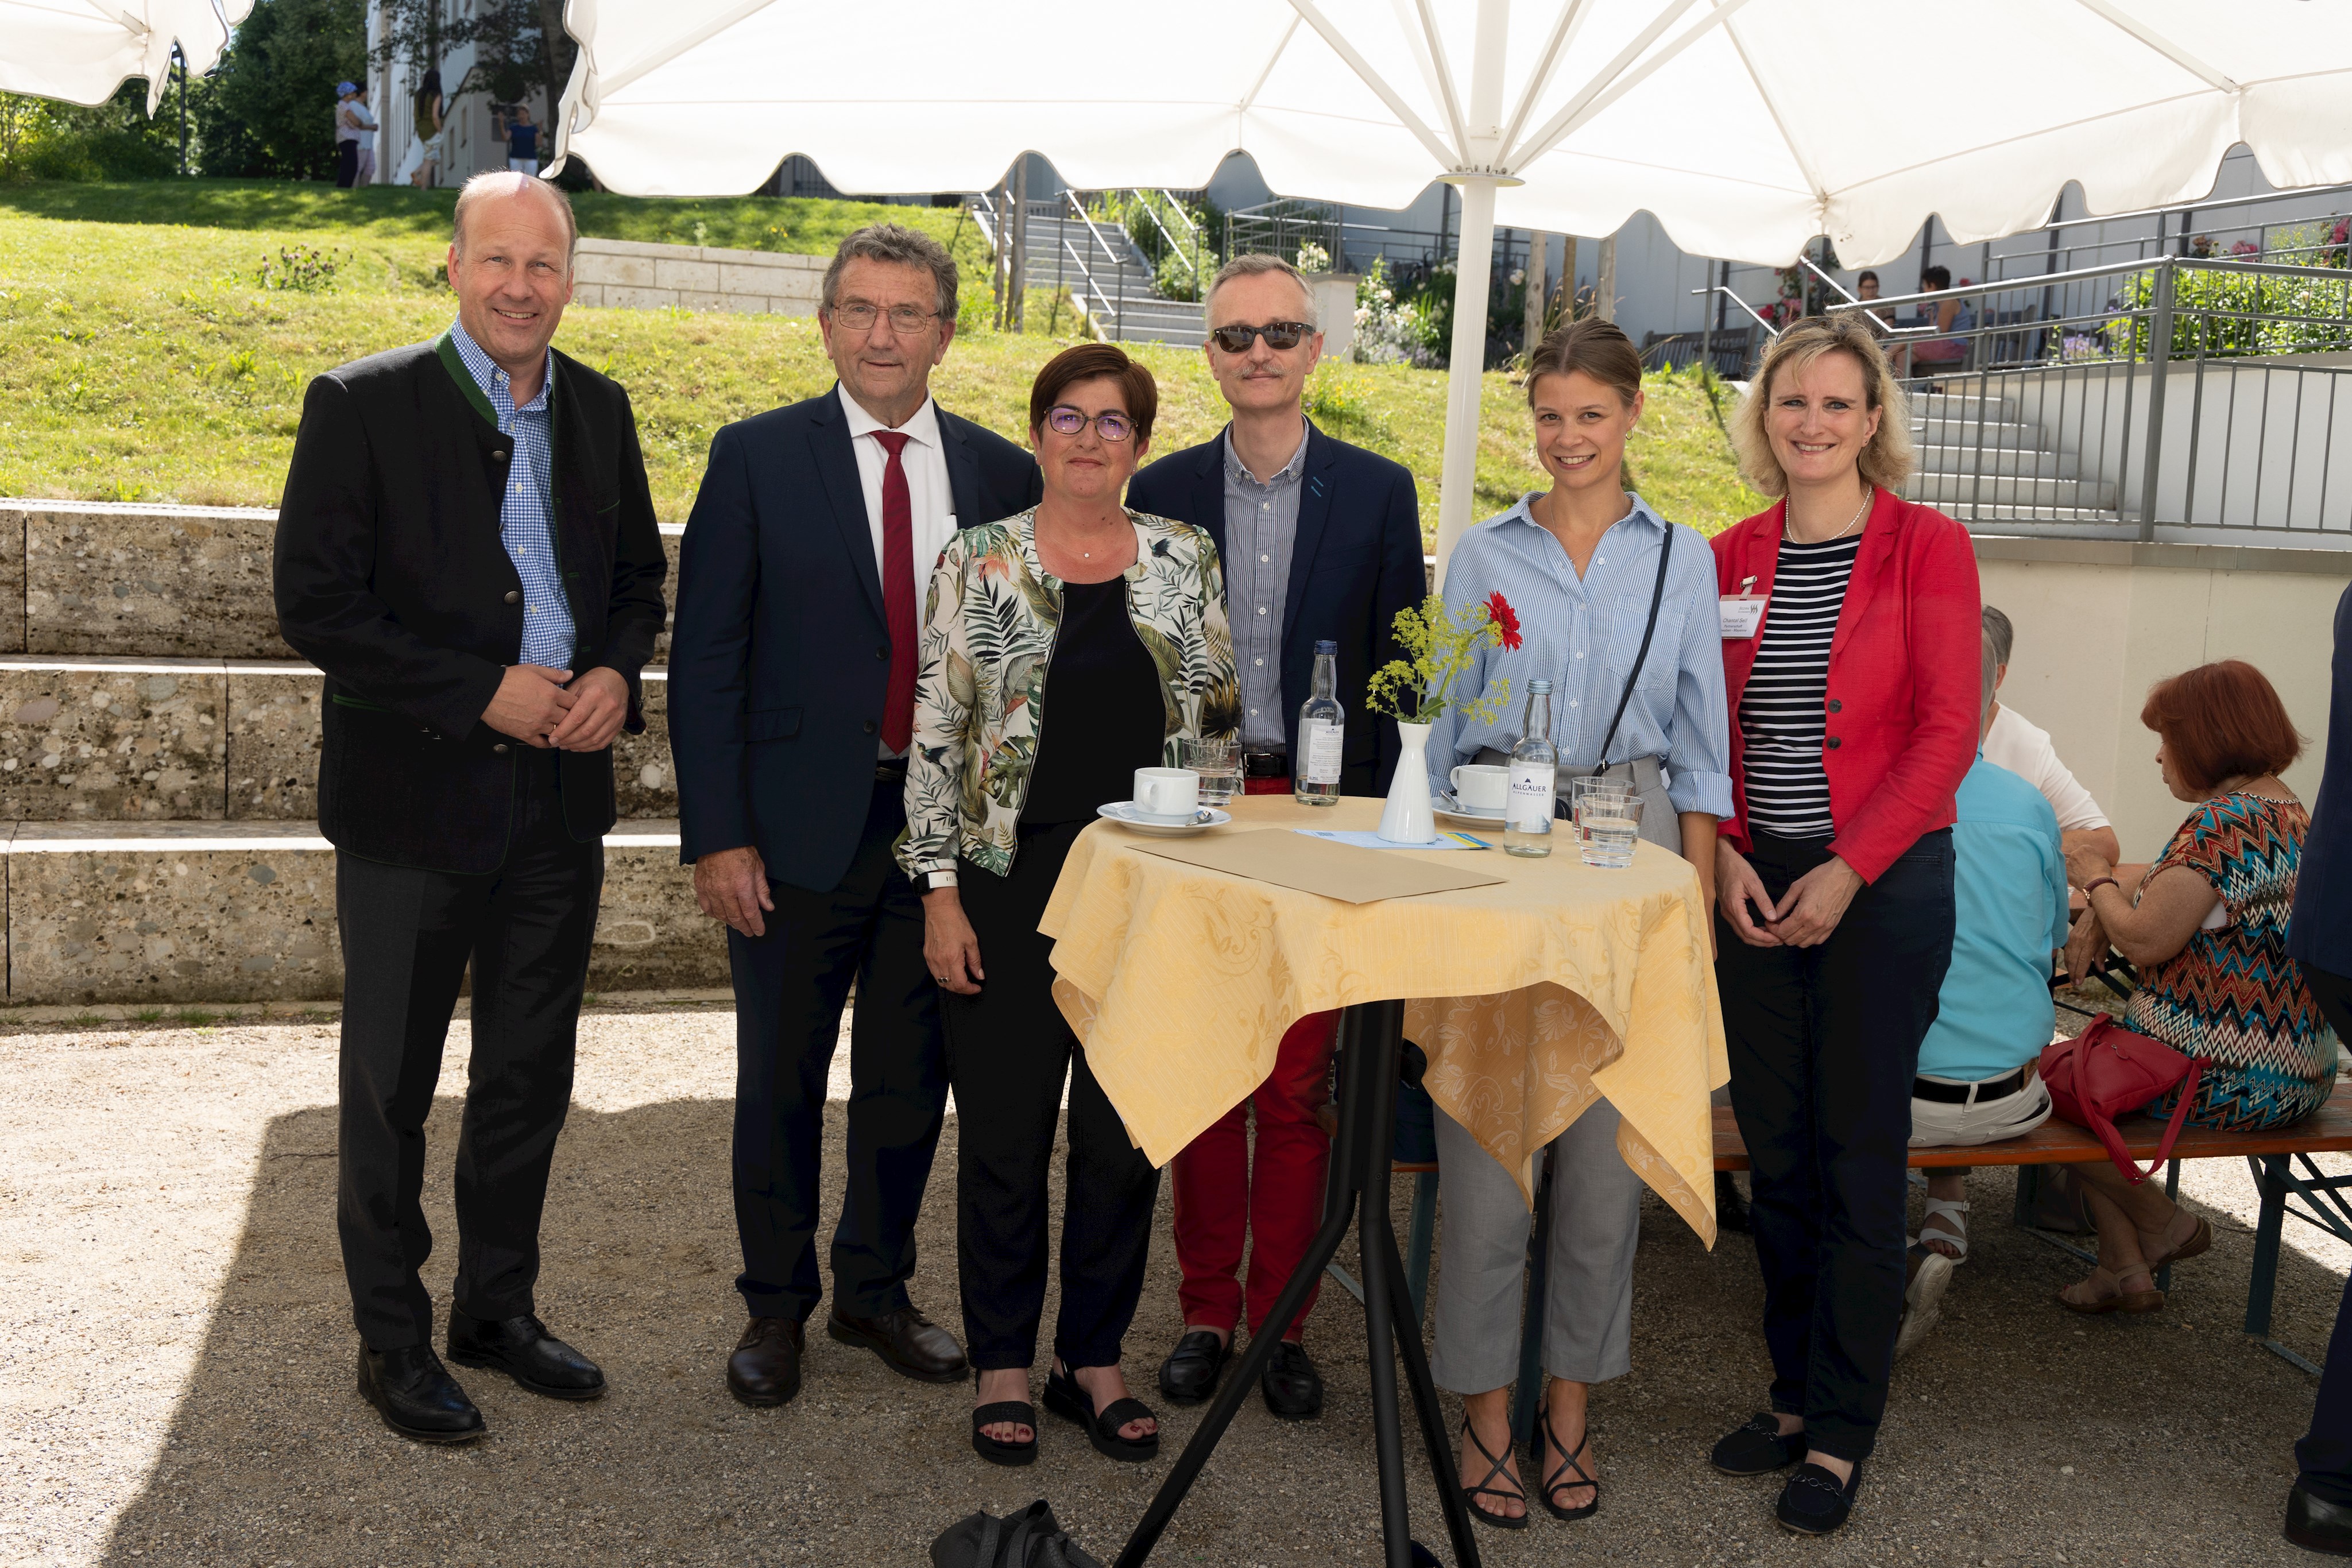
[974,194,1209,347]
[1906,388,2124,526]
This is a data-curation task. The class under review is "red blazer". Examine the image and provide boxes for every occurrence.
[1711,488,1981,883]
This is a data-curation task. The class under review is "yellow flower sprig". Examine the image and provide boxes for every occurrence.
[1364,593,1515,727]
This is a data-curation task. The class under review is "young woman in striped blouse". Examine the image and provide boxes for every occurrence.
[1703,317,1981,1536]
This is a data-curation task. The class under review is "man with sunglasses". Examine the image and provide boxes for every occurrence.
[1127,251,1425,1422]
[670,224,1040,1410]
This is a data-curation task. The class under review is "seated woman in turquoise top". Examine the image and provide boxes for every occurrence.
[1419,318,1732,1531]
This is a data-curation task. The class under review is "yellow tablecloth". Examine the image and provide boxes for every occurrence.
[1038,795,1730,1245]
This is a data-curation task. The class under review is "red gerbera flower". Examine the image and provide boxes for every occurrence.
[1485,591,1523,651]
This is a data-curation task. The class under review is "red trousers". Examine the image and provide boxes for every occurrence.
[1170,1008,1338,1341]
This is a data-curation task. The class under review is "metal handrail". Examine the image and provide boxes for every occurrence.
[1065,191,1132,276]
[1062,236,1122,338]
[1692,284,1781,340]
[1124,192,1196,281]
[2033,179,2352,237]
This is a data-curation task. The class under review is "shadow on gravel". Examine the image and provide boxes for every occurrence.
[97,1096,2342,1568]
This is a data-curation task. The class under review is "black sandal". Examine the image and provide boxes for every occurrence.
[1457,1419,1529,1531]
[970,1368,1037,1468]
[1537,1404,1599,1521]
[1043,1364,1159,1463]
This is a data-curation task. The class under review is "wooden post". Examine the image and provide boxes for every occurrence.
[1561,235,1579,319]
[1595,235,1618,323]
[1008,159,1028,333]
[992,178,1009,330]
[1523,232,1547,355]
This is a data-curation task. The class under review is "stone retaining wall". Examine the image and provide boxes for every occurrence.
[570,238,826,316]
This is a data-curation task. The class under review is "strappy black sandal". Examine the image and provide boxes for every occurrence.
[1043,1364,1159,1463]
[970,1368,1037,1468]
[1457,1419,1529,1531]
[1537,1404,1599,1521]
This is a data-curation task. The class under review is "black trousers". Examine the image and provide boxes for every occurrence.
[946,819,1160,1371]
[335,138,359,187]
[335,750,604,1352]
[1715,827,1955,1462]
[729,773,947,1322]
[2297,963,2352,1504]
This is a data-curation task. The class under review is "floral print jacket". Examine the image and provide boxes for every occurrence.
[895,508,1241,880]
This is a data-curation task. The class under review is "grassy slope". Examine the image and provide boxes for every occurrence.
[0,181,1762,540]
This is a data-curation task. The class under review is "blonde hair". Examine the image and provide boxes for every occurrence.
[1730,315,1914,497]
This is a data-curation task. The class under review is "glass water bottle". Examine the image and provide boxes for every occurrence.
[1294,640,1344,806]
[1504,680,1558,858]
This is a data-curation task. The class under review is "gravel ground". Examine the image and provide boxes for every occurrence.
[0,1001,2343,1568]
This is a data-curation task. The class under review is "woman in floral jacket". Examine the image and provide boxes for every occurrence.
[897,343,1239,1469]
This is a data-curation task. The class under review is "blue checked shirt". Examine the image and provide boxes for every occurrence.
[449,318,575,668]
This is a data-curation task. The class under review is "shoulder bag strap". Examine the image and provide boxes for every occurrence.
[1593,522,1675,768]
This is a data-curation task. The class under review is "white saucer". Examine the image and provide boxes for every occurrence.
[1097,802,1233,837]
[1433,792,1507,825]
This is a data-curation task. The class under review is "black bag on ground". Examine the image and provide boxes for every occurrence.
[930,1500,1102,1568]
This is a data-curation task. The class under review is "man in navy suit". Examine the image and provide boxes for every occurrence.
[669,225,1040,1407]
[2286,582,2352,1558]
[1127,252,1423,1420]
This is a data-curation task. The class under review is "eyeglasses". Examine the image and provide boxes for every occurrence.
[1043,405,1136,443]
[1208,320,1313,354]
[829,300,939,334]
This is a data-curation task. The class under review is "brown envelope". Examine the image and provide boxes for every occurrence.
[1128,828,1506,904]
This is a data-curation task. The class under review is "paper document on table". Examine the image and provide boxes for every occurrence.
[1294,828,1487,851]
[1131,828,1505,903]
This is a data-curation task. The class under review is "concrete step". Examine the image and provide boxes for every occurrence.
[0,502,686,660]
[1,819,719,1005]
[1909,473,2119,510]
[1910,443,2083,479]
[1909,417,2045,451]
[1909,390,2018,421]
[1925,501,2133,529]
[0,655,678,822]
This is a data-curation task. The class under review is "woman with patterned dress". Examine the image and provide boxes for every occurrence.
[898,343,1239,1468]
[2059,659,2339,1313]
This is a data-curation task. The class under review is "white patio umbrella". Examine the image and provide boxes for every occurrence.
[548,0,2352,567]
[1,0,252,114]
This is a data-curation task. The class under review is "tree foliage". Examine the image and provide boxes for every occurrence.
[194,0,368,180]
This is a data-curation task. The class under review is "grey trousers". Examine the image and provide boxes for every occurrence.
[1430,1095,1645,1393]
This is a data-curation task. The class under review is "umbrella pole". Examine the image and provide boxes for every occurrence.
[1434,177,1501,584]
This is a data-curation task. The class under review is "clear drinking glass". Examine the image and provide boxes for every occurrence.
[1182,736,1240,806]
[1572,779,1643,869]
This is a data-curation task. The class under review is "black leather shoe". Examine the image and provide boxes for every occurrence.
[827,1305,967,1384]
[357,1343,485,1443]
[1711,1412,1806,1476]
[1158,1330,1230,1405]
[1715,1171,1751,1234]
[1776,1461,1862,1535]
[728,1317,804,1407]
[446,1310,605,1401]
[1261,1339,1323,1420]
[2289,1484,2352,1556]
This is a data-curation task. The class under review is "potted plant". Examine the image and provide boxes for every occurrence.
[1363,591,1520,842]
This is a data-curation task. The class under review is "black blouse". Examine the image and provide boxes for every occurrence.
[1022,576,1168,827]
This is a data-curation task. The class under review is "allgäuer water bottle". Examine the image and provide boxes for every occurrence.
[1295,640,1344,806]
[1504,679,1557,857]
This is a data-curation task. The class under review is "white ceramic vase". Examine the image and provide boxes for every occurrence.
[1376,719,1437,843]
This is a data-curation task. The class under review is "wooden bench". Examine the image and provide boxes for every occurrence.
[1714,1082,2352,1372]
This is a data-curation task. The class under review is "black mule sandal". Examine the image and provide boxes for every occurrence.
[1457,1419,1530,1531]
[1537,1404,1599,1521]
[1043,1364,1159,1463]
[970,1368,1037,1467]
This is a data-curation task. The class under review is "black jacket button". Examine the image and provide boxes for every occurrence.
[1827,735,1843,750]
[1827,698,1842,713]
[492,742,510,756]
[504,590,521,605]
[877,645,890,661]
[862,719,879,735]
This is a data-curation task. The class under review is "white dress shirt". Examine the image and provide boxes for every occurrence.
[838,385,956,760]
[1982,702,2111,831]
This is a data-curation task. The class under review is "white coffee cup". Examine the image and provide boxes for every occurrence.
[1133,766,1200,822]
[1449,764,1509,812]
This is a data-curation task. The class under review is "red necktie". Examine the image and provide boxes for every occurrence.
[871,429,918,754]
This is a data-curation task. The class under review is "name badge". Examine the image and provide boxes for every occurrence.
[1719,595,1766,640]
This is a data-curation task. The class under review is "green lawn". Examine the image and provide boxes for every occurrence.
[0,180,1762,540]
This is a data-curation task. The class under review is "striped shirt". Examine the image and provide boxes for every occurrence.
[1737,533,1861,838]
[448,318,575,669]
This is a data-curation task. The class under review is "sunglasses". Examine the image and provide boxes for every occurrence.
[1043,405,1136,442]
[1209,320,1313,354]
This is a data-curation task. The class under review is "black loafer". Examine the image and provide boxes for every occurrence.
[1261,1339,1324,1420]
[1776,1461,1863,1535]
[1711,1412,1805,1476]
[357,1343,485,1443]
[1158,1330,1230,1405]
[2288,1484,2352,1556]
[447,1310,605,1400]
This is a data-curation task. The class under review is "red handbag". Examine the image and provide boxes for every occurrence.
[2037,1016,2204,1184]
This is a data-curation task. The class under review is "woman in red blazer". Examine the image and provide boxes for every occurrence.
[1703,316,1980,1535]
